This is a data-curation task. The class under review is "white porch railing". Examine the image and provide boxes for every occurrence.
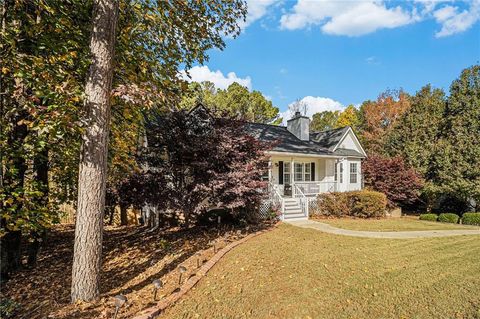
[293,181,337,196]
[269,182,284,219]
[293,184,308,218]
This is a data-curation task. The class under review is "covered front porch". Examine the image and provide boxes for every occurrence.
[264,153,362,221]
[267,154,343,198]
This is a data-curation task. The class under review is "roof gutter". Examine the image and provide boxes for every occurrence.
[265,150,364,159]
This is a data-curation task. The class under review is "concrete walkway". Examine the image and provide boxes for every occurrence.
[287,219,480,239]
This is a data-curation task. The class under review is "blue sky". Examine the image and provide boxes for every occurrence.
[182,0,480,119]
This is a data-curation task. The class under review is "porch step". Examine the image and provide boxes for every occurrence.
[284,208,302,214]
[282,198,307,220]
[283,213,307,221]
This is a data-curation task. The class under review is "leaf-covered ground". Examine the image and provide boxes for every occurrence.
[1,223,266,319]
[163,223,480,319]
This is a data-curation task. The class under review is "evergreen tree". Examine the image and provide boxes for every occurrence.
[387,85,445,176]
[180,82,281,124]
[435,65,480,211]
[310,110,340,131]
[386,85,446,209]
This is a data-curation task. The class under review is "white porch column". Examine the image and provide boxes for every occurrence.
[291,158,295,196]
[268,159,272,186]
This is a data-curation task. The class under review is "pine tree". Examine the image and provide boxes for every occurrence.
[435,65,480,210]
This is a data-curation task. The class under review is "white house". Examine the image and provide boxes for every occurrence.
[246,111,367,221]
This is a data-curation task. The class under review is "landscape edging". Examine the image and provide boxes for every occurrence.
[131,225,276,319]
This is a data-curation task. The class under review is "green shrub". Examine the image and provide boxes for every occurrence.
[313,192,350,217]
[314,190,386,218]
[461,212,480,226]
[349,190,388,218]
[438,213,459,224]
[419,213,438,222]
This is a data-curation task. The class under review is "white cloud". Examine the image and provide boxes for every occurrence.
[280,0,415,36]
[433,1,480,37]
[280,96,344,125]
[434,5,457,21]
[415,0,440,14]
[240,0,278,29]
[365,56,380,65]
[180,66,252,90]
[278,0,480,37]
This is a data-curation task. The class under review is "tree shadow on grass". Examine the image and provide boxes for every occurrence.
[1,222,269,319]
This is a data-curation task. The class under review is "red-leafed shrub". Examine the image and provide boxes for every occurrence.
[313,190,387,218]
[120,107,272,226]
[362,154,424,209]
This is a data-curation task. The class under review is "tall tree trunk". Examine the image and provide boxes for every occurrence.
[120,204,128,226]
[71,0,118,302]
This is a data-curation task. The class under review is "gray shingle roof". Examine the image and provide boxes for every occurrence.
[310,126,349,151]
[245,123,364,158]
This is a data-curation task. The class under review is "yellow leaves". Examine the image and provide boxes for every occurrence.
[1,67,9,74]
[145,13,156,22]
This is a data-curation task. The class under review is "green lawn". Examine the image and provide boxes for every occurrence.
[315,216,480,232]
[163,224,480,319]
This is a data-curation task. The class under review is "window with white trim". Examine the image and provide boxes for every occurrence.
[304,163,311,181]
[339,163,343,183]
[290,162,313,182]
[283,162,291,184]
[334,163,337,182]
[350,162,358,183]
[294,163,303,181]
[261,166,269,181]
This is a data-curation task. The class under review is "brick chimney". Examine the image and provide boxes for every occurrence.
[287,111,310,141]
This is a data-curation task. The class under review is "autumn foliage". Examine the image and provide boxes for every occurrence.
[313,190,387,218]
[362,155,424,208]
[360,90,410,153]
[122,106,270,225]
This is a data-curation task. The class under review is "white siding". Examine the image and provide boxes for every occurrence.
[324,159,335,183]
[338,130,365,157]
[346,158,362,191]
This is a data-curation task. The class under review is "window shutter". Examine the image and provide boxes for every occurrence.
[311,162,315,181]
[279,161,284,185]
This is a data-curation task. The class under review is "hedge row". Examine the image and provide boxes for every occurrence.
[462,213,480,226]
[438,213,459,224]
[313,190,387,218]
[419,213,437,221]
[418,212,480,225]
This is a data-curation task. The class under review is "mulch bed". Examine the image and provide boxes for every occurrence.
[1,222,272,319]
